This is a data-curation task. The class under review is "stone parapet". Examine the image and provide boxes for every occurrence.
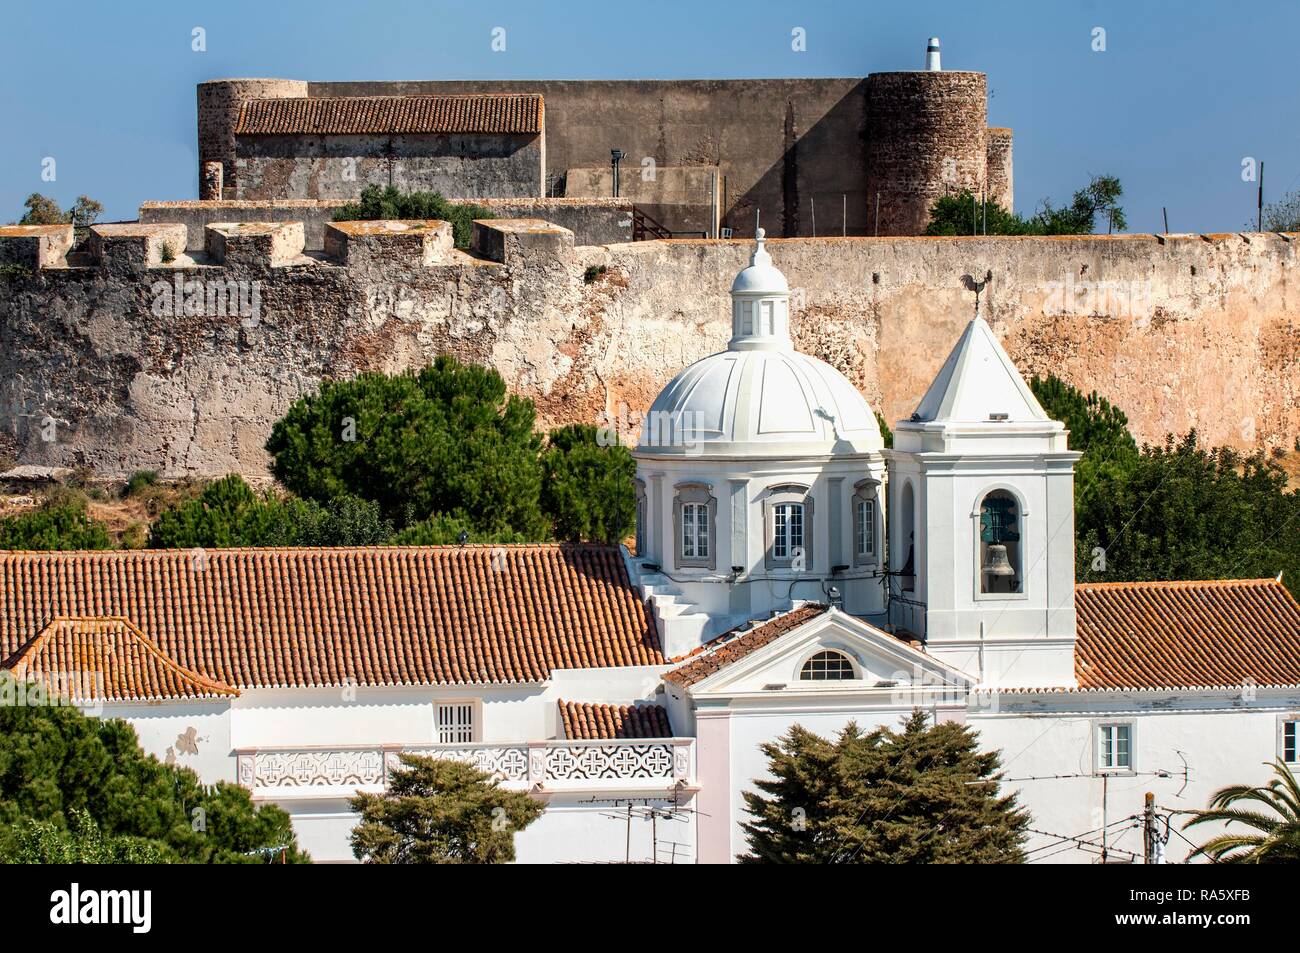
[323,220,454,268]
[205,221,306,268]
[0,225,74,269]
[87,223,189,271]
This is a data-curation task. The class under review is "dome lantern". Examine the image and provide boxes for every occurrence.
[728,228,792,352]
[636,229,882,458]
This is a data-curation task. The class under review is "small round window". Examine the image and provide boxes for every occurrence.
[800,650,856,681]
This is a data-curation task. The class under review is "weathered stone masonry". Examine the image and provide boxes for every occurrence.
[0,222,1296,479]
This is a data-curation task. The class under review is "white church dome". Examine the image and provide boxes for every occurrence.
[639,230,882,458]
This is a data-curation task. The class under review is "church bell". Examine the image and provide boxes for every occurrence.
[982,543,1016,576]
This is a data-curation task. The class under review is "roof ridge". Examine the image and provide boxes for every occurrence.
[1076,577,1280,590]
[0,542,620,558]
[294,92,545,101]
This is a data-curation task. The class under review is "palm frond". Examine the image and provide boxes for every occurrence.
[1183,760,1300,863]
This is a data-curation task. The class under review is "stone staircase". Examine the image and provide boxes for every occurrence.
[624,557,714,658]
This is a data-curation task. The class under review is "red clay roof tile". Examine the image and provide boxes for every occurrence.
[0,545,660,692]
[558,699,673,739]
[1075,578,1300,689]
[664,604,830,688]
[235,94,543,136]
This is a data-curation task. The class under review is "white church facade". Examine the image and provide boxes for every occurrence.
[2,234,1298,863]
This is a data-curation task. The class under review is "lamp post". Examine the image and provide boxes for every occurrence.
[610,149,626,198]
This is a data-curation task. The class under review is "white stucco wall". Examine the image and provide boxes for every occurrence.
[100,700,235,783]
[276,793,696,864]
[691,681,1300,864]
[972,691,1300,863]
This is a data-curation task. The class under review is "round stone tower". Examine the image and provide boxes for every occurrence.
[197,78,308,199]
[865,69,989,235]
[985,126,1014,214]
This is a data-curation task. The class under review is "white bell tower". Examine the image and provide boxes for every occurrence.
[886,292,1081,688]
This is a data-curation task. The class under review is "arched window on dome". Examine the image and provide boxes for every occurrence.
[978,489,1022,594]
[763,484,814,571]
[673,482,716,571]
[852,479,880,566]
[799,650,856,681]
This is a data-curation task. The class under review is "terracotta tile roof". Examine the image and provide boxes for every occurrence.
[558,700,673,739]
[664,604,830,688]
[1075,579,1300,689]
[235,94,543,136]
[5,617,238,701]
[0,545,661,693]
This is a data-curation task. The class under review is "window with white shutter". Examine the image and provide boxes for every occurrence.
[437,703,475,744]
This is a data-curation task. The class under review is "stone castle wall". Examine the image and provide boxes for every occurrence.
[199,76,1015,238]
[0,222,1295,480]
[139,198,636,250]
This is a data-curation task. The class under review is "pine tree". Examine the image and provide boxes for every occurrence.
[349,754,544,864]
[540,423,636,544]
[739,712,1028,863]
[0,680,307,863]
[0,498,113,550]
[265,357,549,539]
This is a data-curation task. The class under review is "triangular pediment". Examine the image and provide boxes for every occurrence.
[684,609,974,697]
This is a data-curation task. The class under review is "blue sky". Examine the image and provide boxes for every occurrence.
[1,0,1296,232]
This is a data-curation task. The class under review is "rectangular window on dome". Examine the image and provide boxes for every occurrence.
[741,302,754,335]
[773,503,803,559]
[682,502,708,560]
[856,499,875,557]
[761,300,774,334]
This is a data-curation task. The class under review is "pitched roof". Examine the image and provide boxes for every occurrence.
[558,700,673,739]
[235,94,543,136]
[1075,578,1300,689]
[664,604,830,688]
[5,617,238,701]
[0,545,661,693]
[911,314,1050,423]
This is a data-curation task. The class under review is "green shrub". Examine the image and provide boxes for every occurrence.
[125,469,159,496]
[0,500,113,551]
[333,184,491,250]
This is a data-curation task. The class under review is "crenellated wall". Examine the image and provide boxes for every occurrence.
[0,222,1295,479]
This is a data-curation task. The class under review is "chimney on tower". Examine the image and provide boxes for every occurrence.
[925,36,941,71]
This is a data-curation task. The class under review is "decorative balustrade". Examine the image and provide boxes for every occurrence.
[235,738,695,797]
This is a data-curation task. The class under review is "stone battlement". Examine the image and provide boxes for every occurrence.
[0,218,579,273]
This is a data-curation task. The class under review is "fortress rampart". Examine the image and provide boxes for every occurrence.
[0,222,1295,479]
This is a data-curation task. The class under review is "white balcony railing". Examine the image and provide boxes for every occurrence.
[235,739,696,798]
